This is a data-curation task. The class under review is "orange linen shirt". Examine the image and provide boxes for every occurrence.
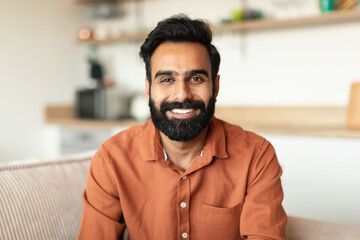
[78,117,287,240]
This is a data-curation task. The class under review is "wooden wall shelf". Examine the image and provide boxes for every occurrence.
[45,105,360,138]
[79,31,149,44]
[78,9,360,44]
[213,9,360,32]
[75,0,133,3]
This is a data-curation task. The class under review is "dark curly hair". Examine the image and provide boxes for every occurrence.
[139,14,220,86]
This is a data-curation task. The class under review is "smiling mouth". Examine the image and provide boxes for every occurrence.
[167,108,199,119]
[171,108,193,114]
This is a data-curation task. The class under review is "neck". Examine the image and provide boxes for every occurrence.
[159,126,209,170]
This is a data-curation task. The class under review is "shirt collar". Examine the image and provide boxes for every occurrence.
[203,117,228,159]
[138,120,163,161]
[162,149,204,162]
[140,117,228,161]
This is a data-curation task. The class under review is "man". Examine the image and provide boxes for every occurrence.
[78,15,287,240]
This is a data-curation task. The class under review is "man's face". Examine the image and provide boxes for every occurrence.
[146,42,219,141]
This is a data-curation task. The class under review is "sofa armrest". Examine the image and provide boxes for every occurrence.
[0,152,93,240]
[286,216,360,240]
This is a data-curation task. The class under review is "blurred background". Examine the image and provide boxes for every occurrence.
[1,0,360,226]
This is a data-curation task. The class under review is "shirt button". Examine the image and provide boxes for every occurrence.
[182,175,187,179]
[182,232,188,238]
[180,202,187,208]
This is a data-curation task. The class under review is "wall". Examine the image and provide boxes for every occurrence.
[93,0,360,106]
[0,0,88,161]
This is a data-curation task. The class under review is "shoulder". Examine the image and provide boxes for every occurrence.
[98,120,154,159]
[89,120,156,172]
[215,118,279,177]
[214,118,276,164]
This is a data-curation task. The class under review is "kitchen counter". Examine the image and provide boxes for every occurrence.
[45,105,360,138]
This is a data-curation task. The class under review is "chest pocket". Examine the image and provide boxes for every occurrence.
[199,202,242,240]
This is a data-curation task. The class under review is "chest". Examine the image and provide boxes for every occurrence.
[117,158,247,239]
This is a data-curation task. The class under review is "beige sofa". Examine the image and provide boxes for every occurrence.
[1,152,359,240]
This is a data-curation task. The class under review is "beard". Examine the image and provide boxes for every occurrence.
[149,96,216,142]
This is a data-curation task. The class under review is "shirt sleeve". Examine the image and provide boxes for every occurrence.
[240,139,287,240]
[78,145,125,240]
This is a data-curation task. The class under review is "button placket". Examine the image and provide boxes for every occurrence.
[177,175,190,240]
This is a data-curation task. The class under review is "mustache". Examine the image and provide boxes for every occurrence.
[160,100,205,112]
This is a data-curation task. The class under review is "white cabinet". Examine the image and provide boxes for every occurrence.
[60,127,125,154]
[265,134,360,225]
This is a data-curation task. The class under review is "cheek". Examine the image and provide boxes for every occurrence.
[151,87,169,102]
[198,86,213,102]
[150,91,166,109]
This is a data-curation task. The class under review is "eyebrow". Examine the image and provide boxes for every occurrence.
[154,70,174,79]
[187,69,209,77]
[154,69,209,79]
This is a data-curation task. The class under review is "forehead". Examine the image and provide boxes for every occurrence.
[150,42,211,76]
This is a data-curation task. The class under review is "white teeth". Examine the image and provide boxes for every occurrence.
[171,108,192,114]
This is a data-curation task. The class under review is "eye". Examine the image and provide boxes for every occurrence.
[160,78,174,84]
[188,76,204,83]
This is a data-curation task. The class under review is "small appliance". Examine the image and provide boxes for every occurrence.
[75,87,130,120]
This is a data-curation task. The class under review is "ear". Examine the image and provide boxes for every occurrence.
[145,78,150,104]
[214,75,220,99]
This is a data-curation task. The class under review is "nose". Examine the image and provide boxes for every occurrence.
[173,80,192,102]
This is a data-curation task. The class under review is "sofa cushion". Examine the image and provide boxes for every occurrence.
[286,216,360,240]
[0,152,93,240]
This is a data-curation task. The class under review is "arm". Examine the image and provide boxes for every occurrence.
[78,146,125,240]
[240,140,287,240]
